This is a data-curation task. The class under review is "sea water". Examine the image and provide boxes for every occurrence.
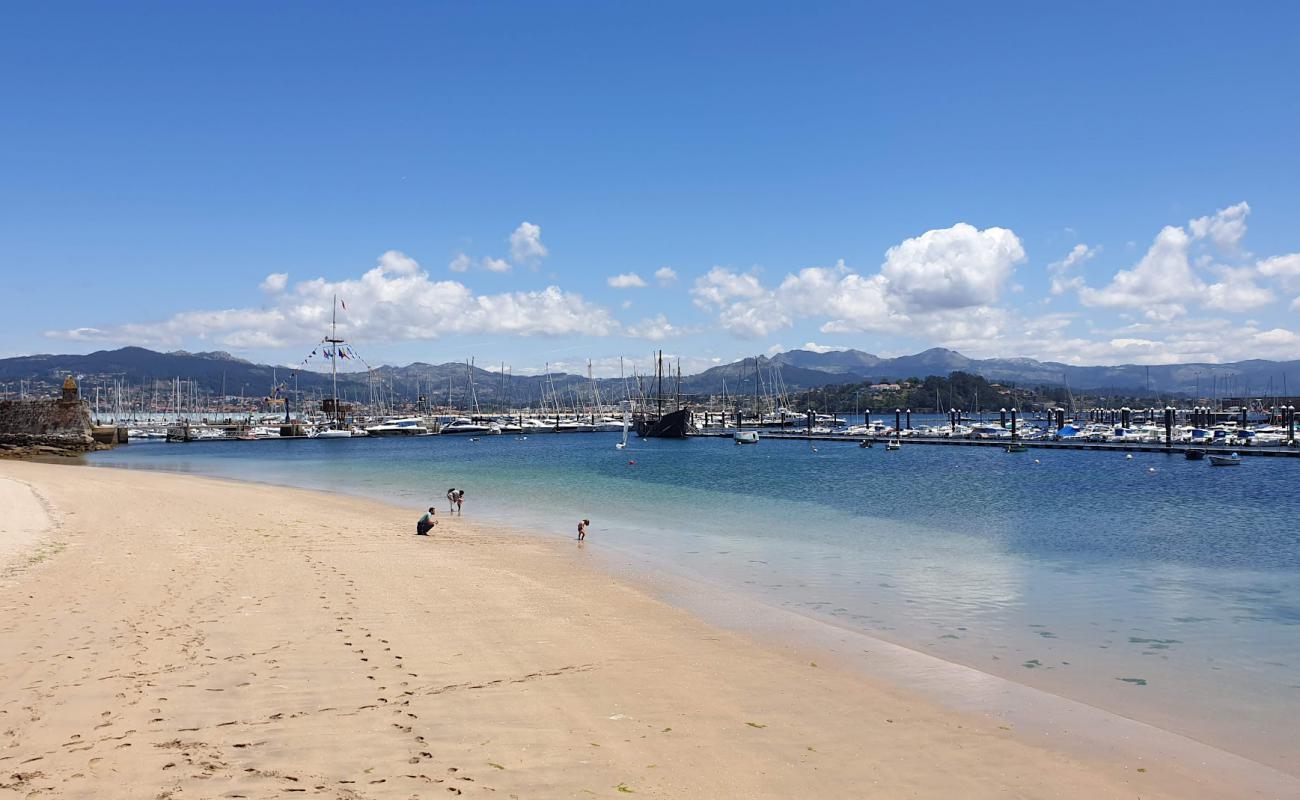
[89,432,1300,772]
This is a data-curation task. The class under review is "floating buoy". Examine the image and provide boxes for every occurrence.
[1148,467,1157,473]
[1033,459,1041,465]
[628,460,636,465]
[1125,454,1133,460]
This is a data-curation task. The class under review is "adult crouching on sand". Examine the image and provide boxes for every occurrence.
[416,507,437,536]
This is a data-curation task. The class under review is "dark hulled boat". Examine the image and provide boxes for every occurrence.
[634,349,695,438]
[635,407,693,438]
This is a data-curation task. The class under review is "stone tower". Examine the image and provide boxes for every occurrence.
[61,375,80,405]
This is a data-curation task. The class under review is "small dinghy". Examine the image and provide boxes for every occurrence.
[1208,452,1242,466]
[1185,449,1206,460]
[885,439,901,451]
[859,440,873,448]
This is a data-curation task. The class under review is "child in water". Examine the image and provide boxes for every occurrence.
[577,519,590,541]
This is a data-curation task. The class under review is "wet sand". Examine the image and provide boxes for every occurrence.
[0,460,1282,798]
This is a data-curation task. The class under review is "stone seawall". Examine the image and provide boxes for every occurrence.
[0,398,96,456]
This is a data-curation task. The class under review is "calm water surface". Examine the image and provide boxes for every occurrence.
[89,433,1300,770]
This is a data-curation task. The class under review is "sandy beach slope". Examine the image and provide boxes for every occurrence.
[0,460,1278,798]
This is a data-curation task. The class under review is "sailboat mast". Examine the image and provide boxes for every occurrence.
[657,351,663,416]
[329,295,341,426]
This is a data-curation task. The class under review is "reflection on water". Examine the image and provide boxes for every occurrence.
[91,433,1300,770]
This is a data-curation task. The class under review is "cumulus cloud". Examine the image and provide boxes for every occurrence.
[1257,253,1300,292]
[654,266,678,286]
[481,256,511,273]
[1078,225,1201,318]
[260,272,288,294]
[799,342,846,353]
[1203,267,1275,312]
[1189,201,1250,255]
[691,224,1021,340]
[509,221,548,265]
[1047,244,1098,295]
[448,253,471,273]
[691,266,767,307]
[879,223,1025,311]
[607,272,647,289]
[625,314,683,341]
[45,251,618,350]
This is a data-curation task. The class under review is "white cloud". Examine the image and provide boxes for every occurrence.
[509,221,548,265]
[800,342,846,353]
[625,314,682,341]
[1251,327,1300,349]
[879,223,1025,311]
[715,294,791,339]
[45,251,617,349]
[377,249,421,276]
[260,272,288,294]
[607,272,647,289]
[691,266,766,307]
[1189,201,1250,255]
[1047,244,1098,295]
[448,252,471,273]
[654,266,678,286]
[1078,225,1201,315]
[1257,253,1300,292]
[1203,267,1275,312]
[481,256,511,273]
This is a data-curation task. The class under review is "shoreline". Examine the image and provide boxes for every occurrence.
[1,459,1293,798]
[80,446,1300,776]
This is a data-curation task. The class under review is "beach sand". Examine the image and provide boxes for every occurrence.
[0,460,1277,798]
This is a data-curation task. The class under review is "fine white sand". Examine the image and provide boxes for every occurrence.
[0,460,1285,798]
[0,475,51,571]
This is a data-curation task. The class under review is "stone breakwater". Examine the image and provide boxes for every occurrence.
[0,393,96,457]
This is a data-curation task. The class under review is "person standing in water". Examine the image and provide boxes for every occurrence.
[455,489,465,516]
[577,518,590,541]
[446,488,457,514]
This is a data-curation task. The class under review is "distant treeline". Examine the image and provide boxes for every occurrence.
[788,371,1172,413]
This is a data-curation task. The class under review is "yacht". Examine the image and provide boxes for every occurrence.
[364,417,432,437]
[312,426,353,439]
[440,417,496,435]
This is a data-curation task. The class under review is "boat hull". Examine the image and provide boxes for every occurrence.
[635,408,693,438]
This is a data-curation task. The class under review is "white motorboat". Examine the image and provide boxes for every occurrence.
[440,417,495,435]
[312,427,353,439]
[733,430,759,444]
[364,417,431,437]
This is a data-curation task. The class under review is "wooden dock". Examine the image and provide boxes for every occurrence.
[694,430,1300,457]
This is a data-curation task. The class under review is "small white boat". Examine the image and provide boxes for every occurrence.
[733,430,759,445]
[885,439,901,451]
[1208,453,1242,466]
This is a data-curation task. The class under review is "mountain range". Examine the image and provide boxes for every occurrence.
[2,346,1297,403]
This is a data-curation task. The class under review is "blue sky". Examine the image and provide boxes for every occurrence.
[3,2,1299,375]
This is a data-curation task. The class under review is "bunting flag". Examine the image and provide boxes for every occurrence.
[341,299,347,311]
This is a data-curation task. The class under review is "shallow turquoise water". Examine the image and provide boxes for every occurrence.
[90,433,1300,768]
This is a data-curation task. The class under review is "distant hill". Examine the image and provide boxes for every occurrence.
[682,347,1298,398]
[3,346,1297,404]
